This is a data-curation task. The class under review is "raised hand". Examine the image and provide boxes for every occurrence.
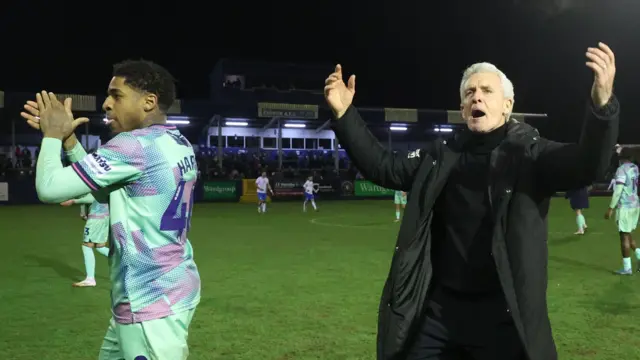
[20,94,89,134]
[586,42,616,108]
[324,64,356,119]
[25,91,89,140]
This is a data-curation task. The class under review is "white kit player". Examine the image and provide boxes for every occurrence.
[256,172,274,213]
[303,176,319,212]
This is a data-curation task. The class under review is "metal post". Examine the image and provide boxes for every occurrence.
[333,138,339,171]
[277,118,283,170]
[217,115,223,169]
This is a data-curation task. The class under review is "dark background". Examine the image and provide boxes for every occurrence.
[1,0,639,142]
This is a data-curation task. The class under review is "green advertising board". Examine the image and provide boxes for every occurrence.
[203,181,237,200]
[354,180,395,197]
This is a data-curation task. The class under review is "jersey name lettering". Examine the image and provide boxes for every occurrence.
[178,155,197,176]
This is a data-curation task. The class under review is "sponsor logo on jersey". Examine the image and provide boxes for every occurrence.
[86,152,112,174]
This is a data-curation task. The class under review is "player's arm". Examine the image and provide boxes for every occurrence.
[36,133,144,203]
[608,168,626,209]
[332,106,427,191]
[35,138,93,203]
[64,136,88,163]
[609,184,624,209]
[71,193,96,204]
[533,96,619,195]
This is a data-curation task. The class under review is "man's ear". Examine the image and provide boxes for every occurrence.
[143,93,159,112]
[503,98,514,115]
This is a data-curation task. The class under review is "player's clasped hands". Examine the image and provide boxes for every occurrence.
[19,91,88,140]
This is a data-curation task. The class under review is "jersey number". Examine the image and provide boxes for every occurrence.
[160,180,195,239]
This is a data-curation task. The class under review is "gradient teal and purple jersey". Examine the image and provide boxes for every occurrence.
[88,200,109,220]
[71,124,200,324]
[613,162,640,209]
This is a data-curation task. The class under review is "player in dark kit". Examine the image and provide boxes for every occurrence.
[565,186,590,234]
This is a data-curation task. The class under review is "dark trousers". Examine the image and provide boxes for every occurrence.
[404,285,526,360]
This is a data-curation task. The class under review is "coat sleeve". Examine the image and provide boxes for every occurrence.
[534,96,620,194]
[331,105,428,191]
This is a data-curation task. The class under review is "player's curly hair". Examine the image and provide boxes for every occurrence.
[112,59,176,113]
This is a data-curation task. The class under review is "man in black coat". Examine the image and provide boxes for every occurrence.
[324,42,619,360]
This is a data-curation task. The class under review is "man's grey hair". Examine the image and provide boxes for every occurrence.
[459,62,515,102]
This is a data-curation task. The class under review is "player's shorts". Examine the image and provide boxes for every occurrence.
[98,308,196,360]
[305,192,314,201]
[83,219,109,244]
[616,207,640,233]
[394,193,407,205]
[567,188,589,210]
[258,192,267,201]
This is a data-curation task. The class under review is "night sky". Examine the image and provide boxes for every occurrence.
[1,0,639,142]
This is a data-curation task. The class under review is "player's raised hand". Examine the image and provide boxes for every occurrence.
[324,64,356,119]
[20,96,89,133]
[60,199,75,206]
[34,92,89,140]
[586,42,616,108]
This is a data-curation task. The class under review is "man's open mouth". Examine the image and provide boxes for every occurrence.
[471,110,486,119]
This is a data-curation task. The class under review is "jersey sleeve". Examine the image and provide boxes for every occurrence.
[73,193,96,204]
[71,132,145,191]
[36,138,94,203]
[614,166,627,185]
[610,184,624,208]
[65,141,88,163]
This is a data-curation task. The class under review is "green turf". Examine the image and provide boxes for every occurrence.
[0,197,639,359]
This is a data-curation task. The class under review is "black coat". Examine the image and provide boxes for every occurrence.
[332,98,619,360]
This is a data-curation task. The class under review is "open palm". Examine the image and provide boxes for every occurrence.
[20,96,88,134]
[324,64,356,119]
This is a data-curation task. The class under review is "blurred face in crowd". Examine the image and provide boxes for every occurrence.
[261,172,266,178]
[460,72,513,133]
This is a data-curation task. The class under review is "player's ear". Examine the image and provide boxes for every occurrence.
[143,93,159,112]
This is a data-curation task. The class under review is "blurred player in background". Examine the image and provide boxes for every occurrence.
[62,195,110,287]
[394,191,407,222]
[303,176,318,212]
[605,147,640,275]
[256,172,274,213]
[608,144,623,191]
[565,187,589,235]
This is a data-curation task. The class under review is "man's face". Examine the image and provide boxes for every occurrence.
[261,172,266,177]
[102,77,153,134]
[460,72,513,133]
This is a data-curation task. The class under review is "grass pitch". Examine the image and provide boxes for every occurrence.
[0,198,638,359]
